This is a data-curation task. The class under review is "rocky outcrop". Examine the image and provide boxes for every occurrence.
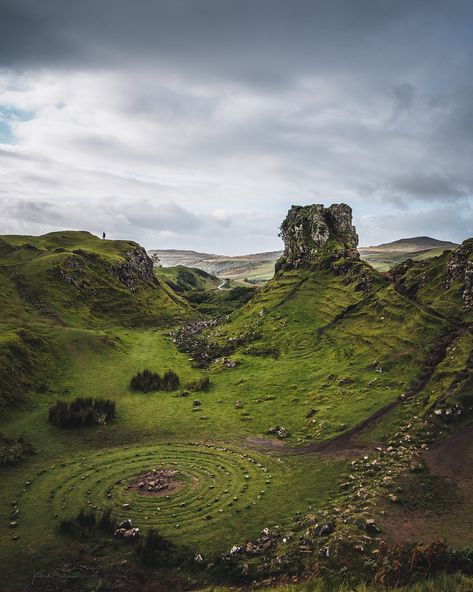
[112,245,155,291]
[444,240,473,311]
[390,259,427,300]
[275,204,359,272]
[61,244,155,293]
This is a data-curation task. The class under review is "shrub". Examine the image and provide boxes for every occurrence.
[373,541,473,586]
[130,369,162,392]
[163,369,180,391]
[59,507,114,539]
[130,369,180,392]
[135,528,191,567]
[48,397,115,428]
[0,434,35,464]
[185,376,210,392]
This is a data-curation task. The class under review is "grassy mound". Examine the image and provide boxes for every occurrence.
[0,231,196,408]
[0,329,49,406]
[0,231,195,328]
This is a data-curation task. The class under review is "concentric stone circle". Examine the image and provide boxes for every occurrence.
[15,443,275,539]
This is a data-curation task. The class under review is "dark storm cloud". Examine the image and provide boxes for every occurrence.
[1,0,472,84]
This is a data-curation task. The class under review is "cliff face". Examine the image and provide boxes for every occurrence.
[275,203,359,272]
[112,245,156,291]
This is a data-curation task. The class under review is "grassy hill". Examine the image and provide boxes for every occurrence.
[1,222,473,591]
[0,231,193,327]
[0,231,195,407]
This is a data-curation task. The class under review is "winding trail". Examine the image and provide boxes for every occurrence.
[246,399,398,458]
[247,323,468,459]
[218,279,230,290]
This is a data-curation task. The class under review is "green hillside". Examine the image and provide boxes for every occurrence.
[1,217,473,592]
[155,265,257,315]
[0,231,195,407]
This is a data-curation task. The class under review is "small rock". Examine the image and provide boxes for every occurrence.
[314,522,334,537]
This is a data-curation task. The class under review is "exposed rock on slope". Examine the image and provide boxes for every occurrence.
[444,240,473,311]
[111,245,155,290]
[0,231,195,328]
[390,238,473,316]
[275,203,359,272]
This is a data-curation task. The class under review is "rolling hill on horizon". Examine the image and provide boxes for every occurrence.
[149,235,459,281]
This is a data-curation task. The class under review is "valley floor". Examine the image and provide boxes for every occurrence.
[0,326,347,589]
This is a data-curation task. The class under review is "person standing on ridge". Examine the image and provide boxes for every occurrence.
[102,232,106,240]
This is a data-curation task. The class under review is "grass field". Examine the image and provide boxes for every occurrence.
[0,325,346,588]
[1,231,473,591]
[204,572,473,591]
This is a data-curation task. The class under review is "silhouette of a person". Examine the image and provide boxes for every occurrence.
[102,232,106,240]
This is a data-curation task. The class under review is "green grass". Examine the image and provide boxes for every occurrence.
[2,230,473,590]
[207,265,449,442]
[203,572,473,591]
[0,325,346,586]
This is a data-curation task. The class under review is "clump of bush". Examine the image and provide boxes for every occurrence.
[136,528,191,567]
[59,507,114,539]
[48,397,115,428]
[0,434,35,465]
[185,376,210,392]
[373,540,473,586]
[130,369,180,392]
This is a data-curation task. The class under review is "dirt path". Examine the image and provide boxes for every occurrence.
[247,323,467,459]
[246,399,399,457]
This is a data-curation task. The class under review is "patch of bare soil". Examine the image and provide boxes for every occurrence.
[381,421,473,547]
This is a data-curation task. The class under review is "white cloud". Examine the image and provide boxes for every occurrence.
[0,1,473,251]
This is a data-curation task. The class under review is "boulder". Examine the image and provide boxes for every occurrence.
[123,527,140,539]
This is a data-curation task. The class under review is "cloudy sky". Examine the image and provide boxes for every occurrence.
[1,0,472,253]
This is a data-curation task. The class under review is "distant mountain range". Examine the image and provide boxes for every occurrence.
[149,236,458,281]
